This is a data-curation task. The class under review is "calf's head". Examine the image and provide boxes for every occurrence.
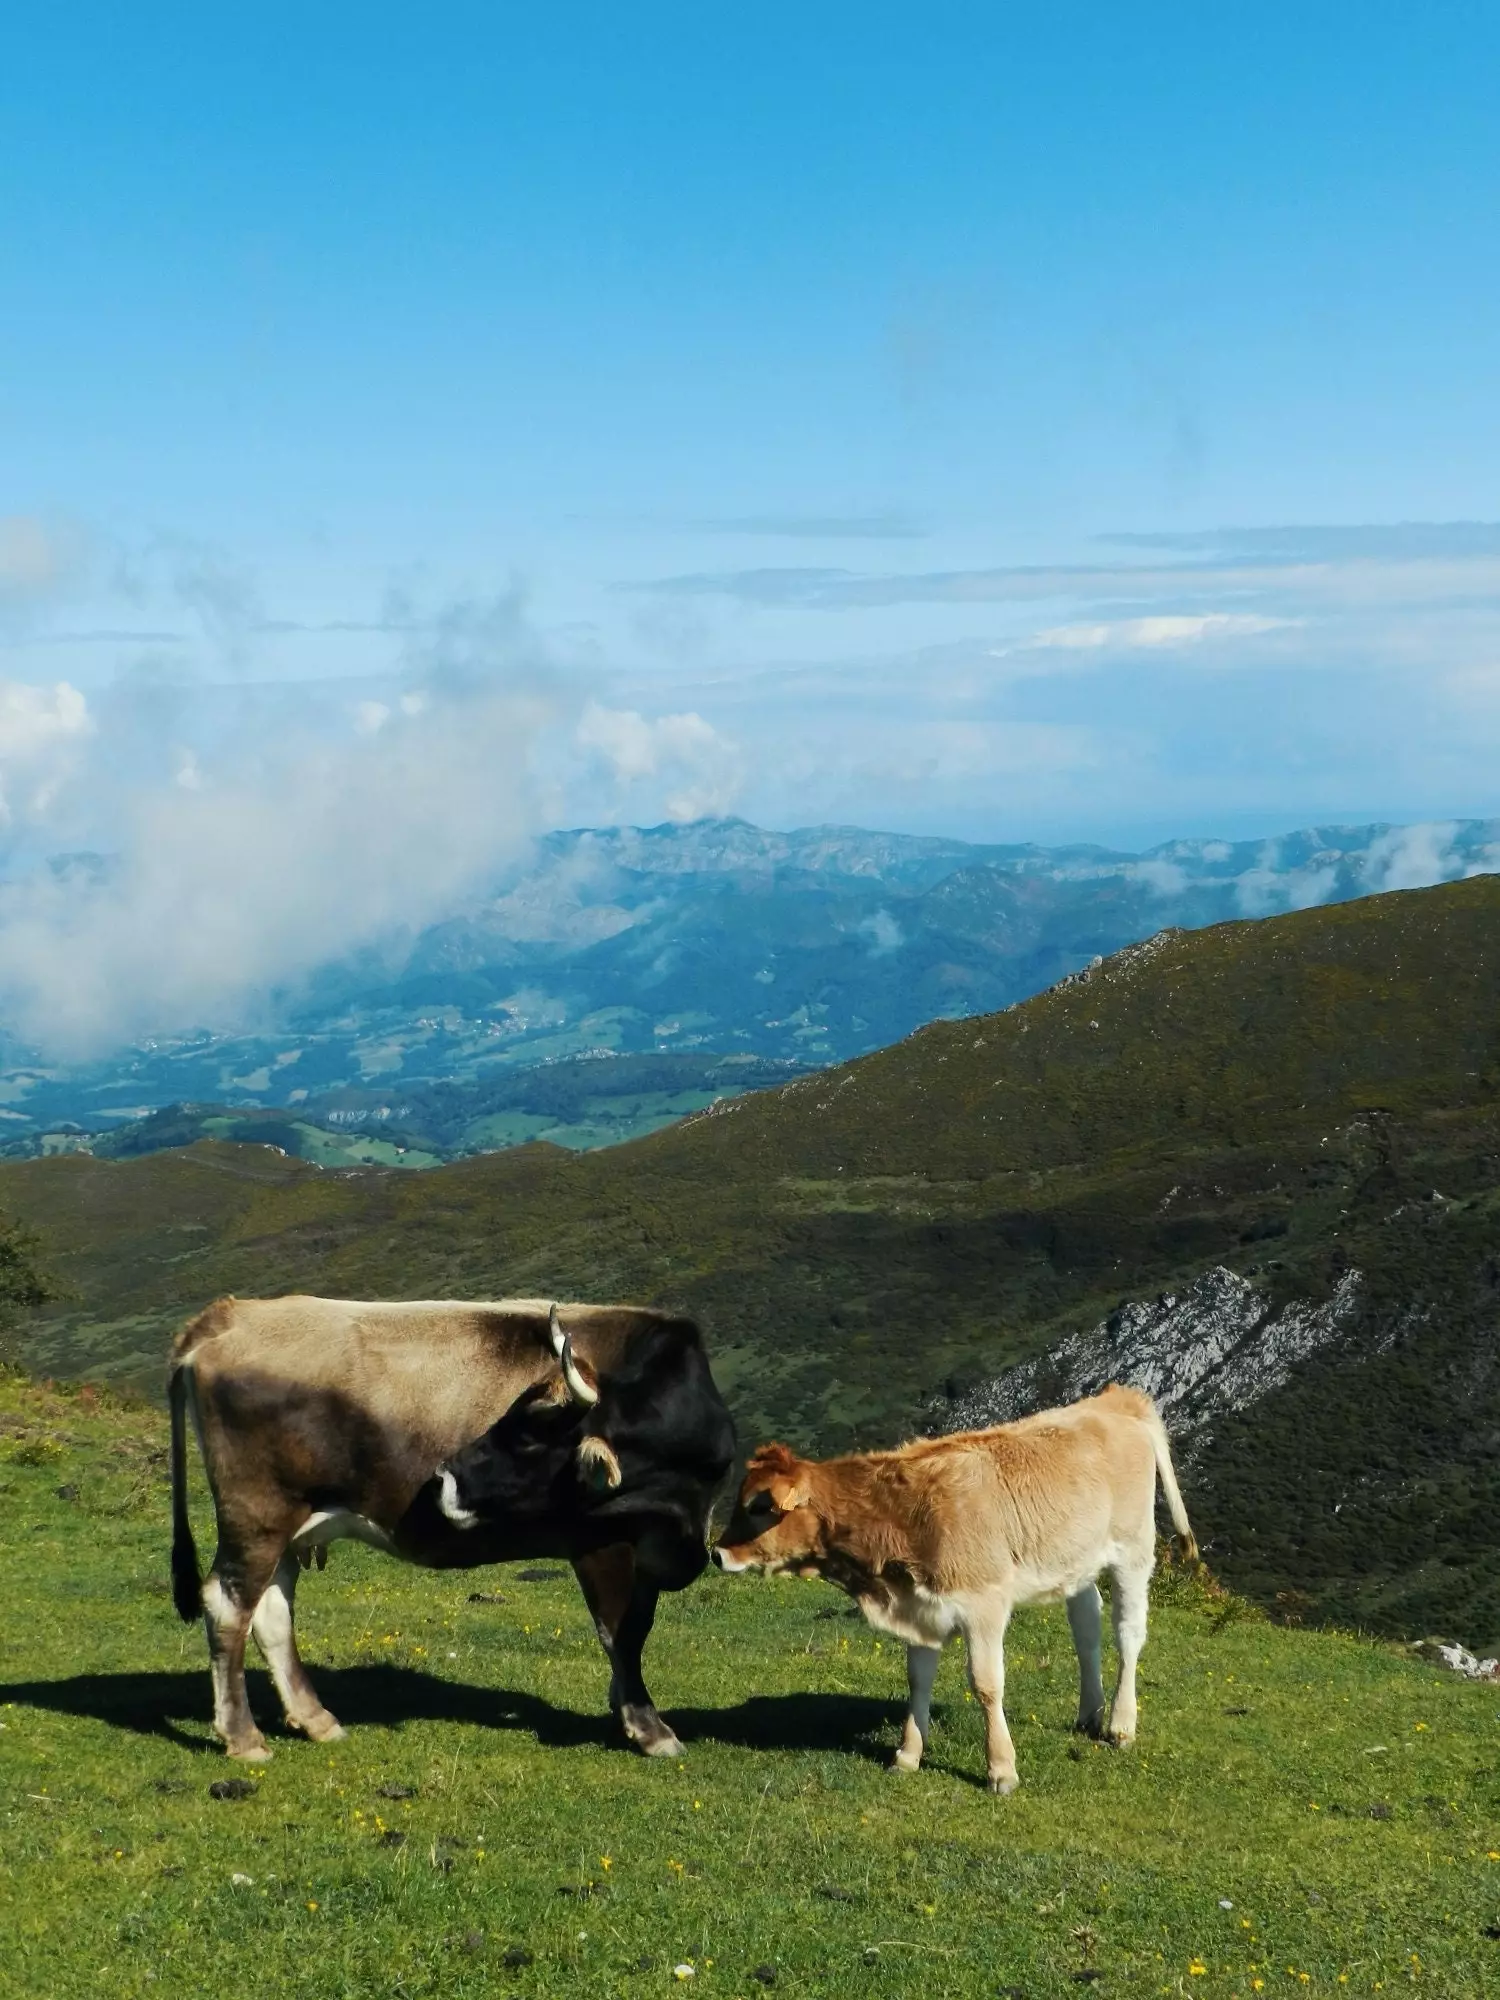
[712,1443,827,1575]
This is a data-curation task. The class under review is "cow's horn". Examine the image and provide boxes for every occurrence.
[548,1302,566,1358]
[560,1331,599,1407]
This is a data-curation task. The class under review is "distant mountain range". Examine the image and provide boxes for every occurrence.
[1,813,1493,1154]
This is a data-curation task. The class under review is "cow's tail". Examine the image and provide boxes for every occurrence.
[169,1362,203,1622]
[1143,1400,1199,1566]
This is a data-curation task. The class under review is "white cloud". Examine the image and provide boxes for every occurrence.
[858,908,904,955]
[1023,614,1295,652]
[0,679,93,822]
[1364,821,1461,892]
[1234,862,1339,916]
[576,702,741,821]
[0,518,84,603]
[0,602,569,1055]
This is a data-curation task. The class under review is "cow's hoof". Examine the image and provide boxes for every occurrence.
[639,1727,685,1759]
[889,1753,920,1775]
[1108,1729,1136,1750]
[619,1703,682,1759]
[985,1774,1019,1797]
[297,1711,346,1744]
[1074,1711,1107,1740]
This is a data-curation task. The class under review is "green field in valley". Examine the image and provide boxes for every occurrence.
[2,1371,1498,1999]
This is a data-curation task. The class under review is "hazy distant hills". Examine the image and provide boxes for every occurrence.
[5,873,1500,1644]
[2,812,1494,1155]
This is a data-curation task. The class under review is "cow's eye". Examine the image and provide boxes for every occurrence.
[746,1489,777,1515]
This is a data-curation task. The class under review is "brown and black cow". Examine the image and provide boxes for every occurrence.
[169,1295,735,1761]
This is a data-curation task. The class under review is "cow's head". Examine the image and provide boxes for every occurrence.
[712,1443,827,1576]
[433,1306,737,1591]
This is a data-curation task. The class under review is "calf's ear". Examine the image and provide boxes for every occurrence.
[748,1441,798,1473]
[766,1471,811,1512]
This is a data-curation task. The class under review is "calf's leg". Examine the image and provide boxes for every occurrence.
[1066,1581,1107,1737]
[572,1545,683,1758]
[892,1643,941,1773]
[1106,1557,1152,1746]
[251,1552,345,1744]
[962,1607,1018,1795]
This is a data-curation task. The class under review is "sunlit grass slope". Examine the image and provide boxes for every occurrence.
[3,1374,1499,1998]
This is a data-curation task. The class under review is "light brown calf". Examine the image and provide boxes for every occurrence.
[713,1385,1197,1793]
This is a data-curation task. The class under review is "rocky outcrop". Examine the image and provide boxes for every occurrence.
[934,1265,1363,1452]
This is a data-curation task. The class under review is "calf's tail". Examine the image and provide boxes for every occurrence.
[1144,1401,1199,1566]
[169,1363,203,1622]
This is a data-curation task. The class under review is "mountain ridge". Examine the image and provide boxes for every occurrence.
[2,812,1494,1145]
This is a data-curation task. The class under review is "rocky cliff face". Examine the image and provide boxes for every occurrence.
[933,1265,1364,1452]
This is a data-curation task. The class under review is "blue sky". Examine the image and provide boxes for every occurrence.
[2,5,1500,1041]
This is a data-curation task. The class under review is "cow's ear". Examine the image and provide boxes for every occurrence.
[577,1435,623,1491]
[766,1471,811,1512]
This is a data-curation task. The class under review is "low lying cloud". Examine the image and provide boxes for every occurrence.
[0,655,562,1056]
[0,679,93,822]
[1363,820,1462,892]
[576,702,741,822]
[858,908,904,955]
[0,566,756,1055]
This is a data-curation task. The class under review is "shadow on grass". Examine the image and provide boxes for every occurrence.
[0,1664,903,1762]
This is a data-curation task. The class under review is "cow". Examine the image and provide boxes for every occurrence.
[712,1385,1197,1794]
[169,1295,735,1762]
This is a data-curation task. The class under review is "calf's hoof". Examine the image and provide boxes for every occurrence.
[985,1773,1019,1797]
[1073,1709,1107,1740]
[889,1751,921,1775]
[1108,1728,1136,1749]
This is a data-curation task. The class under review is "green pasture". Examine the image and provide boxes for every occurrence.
[1,1372,1498,1998]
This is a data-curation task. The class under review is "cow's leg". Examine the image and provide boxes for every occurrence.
[571,1546,683,1758]
[1066,1582,1107,1738]
[202,1535,285,1760]
[251,1552,345,1744]
[1106,1558,1152,1747]
[892,1642,941,1774]
[962,1606,1018,1795]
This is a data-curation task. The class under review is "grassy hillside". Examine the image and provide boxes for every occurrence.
[4,877,1500,1643]
[3,1371,1498,1999]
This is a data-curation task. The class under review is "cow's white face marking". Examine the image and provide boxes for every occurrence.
[712,1546,754,1573]
[437,1470,480,1530]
